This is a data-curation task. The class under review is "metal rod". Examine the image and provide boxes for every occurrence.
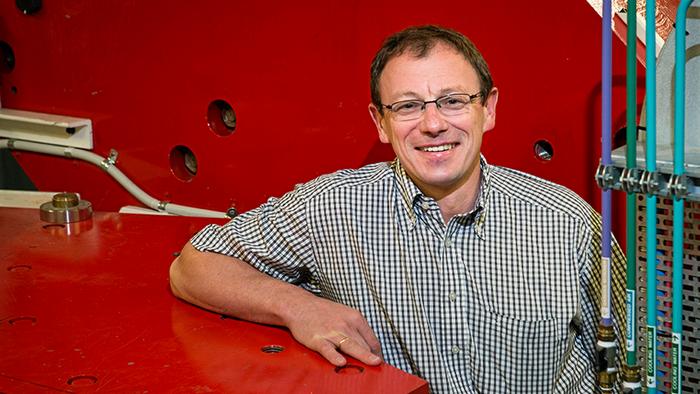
[644,1,658,392]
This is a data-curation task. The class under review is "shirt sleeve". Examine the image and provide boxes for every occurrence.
[575,207,628,392]
[189,185,320,293]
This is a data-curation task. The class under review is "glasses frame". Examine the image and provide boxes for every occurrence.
[381,92,484,120]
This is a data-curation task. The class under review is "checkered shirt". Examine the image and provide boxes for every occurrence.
[190,156,626,393]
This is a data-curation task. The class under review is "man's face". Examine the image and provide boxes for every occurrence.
[369,43,498,199]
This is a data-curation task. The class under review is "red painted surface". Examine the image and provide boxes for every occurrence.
[0,208,429,393]
[0,1,643,232]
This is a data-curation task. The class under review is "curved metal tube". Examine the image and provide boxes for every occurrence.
[0,139,229,219]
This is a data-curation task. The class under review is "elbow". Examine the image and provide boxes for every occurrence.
[169,255,187,300]
[169,257,182,298]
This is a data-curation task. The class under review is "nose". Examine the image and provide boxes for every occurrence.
[419,102,448,135]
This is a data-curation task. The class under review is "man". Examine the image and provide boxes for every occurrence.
[170,25,626,393]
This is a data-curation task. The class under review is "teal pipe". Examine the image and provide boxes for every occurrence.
[671,2,693,393]
[644,1,658,392]
[625,0,638,369]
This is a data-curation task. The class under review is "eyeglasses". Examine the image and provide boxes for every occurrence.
[381,92,484,121]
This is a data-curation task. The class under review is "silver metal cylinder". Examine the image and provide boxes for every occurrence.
[39,192,93,224]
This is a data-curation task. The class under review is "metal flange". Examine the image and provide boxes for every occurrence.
[595,164,621,191]
[639,170,670,197]
[39,192,93,224]
[620,167,643,194]
[669,173,692,199]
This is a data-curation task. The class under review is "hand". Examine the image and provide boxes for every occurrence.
[284,295,383,367]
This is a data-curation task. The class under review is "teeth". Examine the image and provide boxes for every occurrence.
[419,144,456,152]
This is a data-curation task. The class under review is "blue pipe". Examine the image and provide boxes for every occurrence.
[671,2,693,393]
[644,1,658,392]
[601,0,614,327]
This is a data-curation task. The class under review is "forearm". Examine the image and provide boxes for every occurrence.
[169,242,314,327]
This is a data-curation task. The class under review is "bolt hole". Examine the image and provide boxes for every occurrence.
[66,127,76,135]
[169,145,197,182]
[67,375,97,386]
[10,86,17,94]
[7,264,32,272]
[0,41,15,72]
[334,364,364,374]
[42,224,65,229]
[207,99,236,136]
[533,140,554,161]
[16,0,43,15]
[8,316,36,326]
[261,345,285,354]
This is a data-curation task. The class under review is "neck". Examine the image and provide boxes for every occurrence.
[418,159,482,223]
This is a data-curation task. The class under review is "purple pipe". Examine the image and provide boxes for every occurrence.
[601,0,613,325]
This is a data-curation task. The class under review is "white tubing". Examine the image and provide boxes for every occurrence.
[1,139,229,218]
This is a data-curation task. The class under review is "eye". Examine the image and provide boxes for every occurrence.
[392,101,421,113]
[440,96,469,109]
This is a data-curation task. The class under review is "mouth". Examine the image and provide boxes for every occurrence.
[416,143,457,153]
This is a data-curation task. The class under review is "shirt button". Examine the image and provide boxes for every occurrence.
[444,238,453,247]
[449,292,457,302]
[421,201,430,210]
[451,346,461,354]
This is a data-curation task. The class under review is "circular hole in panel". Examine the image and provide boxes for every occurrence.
[7,264,32,272]
[261,345,285,354]
[10,86,17,94]
[16,0,43,15]
[42,224,65,230]
[169,145,197,182]
[67,375,97,386]
[8,316,36,326]
[533,140,554,161]
[0,41,15,72]
[207,100,236,136]
[334,364,364,374]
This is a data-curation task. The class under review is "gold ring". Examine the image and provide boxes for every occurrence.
[337,336,351,348]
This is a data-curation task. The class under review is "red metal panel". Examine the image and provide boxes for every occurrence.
[0,207,429,393]
[0,1,642,224]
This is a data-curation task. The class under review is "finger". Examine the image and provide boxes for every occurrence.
[316,340,347,367]
[337,336,382,366]
[355,322,383,360]
[348,330,370,351]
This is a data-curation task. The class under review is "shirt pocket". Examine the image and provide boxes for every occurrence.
[467,309,575,393]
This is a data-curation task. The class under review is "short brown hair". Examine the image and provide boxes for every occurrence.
[370,25,493,112]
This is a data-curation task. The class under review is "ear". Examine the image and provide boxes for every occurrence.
[482,87,499,132]
[369,103,391,143]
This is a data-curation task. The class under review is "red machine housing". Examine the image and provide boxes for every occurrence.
[1,1,642,219]
[1,1,650,392]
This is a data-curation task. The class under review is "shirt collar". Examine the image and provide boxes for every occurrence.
[391,155,492,239]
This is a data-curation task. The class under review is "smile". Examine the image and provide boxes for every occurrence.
[417,143,457,152]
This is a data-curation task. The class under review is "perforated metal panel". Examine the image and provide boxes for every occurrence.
[636,196,700,393]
